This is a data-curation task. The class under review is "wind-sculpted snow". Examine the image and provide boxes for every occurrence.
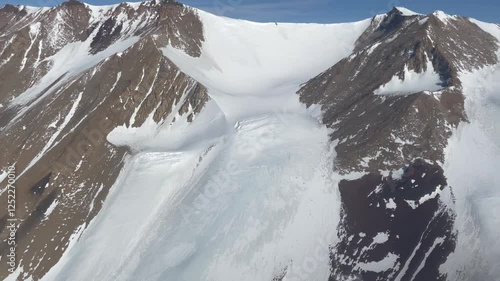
[164,9,370,99]
[2,2,500,281]
[43,109,344,281]
[374,56,444,96]
[37,7,373,281]
[440,20,500,280]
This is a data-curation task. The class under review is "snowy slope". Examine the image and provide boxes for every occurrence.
[163,10,371,121]
[374,56,443,96]
[440,20,500,280]
[3,6,145,130]
[40,7,372,281]
[394,7,422,16]
[43,112,341,281]
[4,3,498,280]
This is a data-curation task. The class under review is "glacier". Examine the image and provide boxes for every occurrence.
[40,7,371,281]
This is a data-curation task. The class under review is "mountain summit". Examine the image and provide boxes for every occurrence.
[0,2,499,281]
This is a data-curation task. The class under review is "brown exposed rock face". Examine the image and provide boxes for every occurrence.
[1,2,498,280]
[331,161,456,281]
[298,7,498,281]
[300,9,498,174]
[0,1,208,279]
[0,2,93,102]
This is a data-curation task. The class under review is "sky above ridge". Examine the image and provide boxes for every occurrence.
[1,0,499,23]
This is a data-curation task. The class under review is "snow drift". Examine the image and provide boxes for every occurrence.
[40,6,372,281]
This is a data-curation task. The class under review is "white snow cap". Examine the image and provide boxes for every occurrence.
[374,57,443,96]
[433,10,453,23]
[395,7,422,16]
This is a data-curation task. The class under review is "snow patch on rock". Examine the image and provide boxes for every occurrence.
[374,57,443,96]
[356,252,399,273]
[395,7,422,16]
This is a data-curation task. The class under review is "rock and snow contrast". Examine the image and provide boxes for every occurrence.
[0,2,499,281]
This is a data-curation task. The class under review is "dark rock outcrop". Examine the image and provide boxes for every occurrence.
[0,1,208,279]
[298,8,498,281]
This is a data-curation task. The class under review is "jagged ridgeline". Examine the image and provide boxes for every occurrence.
[0,2,499,281]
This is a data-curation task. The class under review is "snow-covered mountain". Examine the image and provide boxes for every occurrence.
[0,2,499,280]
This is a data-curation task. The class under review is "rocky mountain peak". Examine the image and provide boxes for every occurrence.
[60,0,85,7]
[1,4,26,14]
[379,7,418,31]
[299,7,498,176]
[1,4,499,281]
[296,7,500,281]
